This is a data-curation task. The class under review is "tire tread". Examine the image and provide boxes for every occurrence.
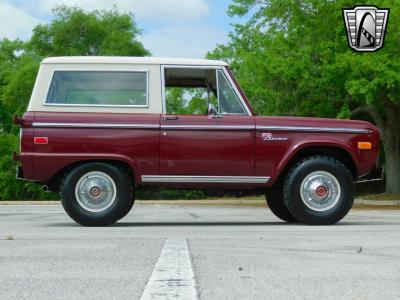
[283,155,354,225]
[59,162,134,226]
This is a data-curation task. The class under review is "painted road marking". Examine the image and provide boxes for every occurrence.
[140,238,198,300]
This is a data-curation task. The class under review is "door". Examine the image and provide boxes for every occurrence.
[159,66,255,177]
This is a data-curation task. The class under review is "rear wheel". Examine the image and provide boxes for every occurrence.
[266,191,298,223]
[283,156,354,225]
[60,162,134,226]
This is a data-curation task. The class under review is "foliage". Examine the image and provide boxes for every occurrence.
[209,0,400,193]
[0,134,55,200]
[2,54,41,134]
[0,38,25,133]
[28,5,149,57]
[166,87,217,115]
[136,188,205,200]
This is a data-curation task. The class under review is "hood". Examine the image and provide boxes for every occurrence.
[255,116,378,134]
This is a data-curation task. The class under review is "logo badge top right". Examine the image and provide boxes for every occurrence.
[343,6,389,52]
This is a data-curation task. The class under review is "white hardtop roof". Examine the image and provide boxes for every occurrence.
[41,56,229,66]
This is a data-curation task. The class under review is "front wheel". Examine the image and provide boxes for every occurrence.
[60,162,134,226]
[283,156,354,225]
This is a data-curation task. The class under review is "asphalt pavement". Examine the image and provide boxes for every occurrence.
[0,203,400,300]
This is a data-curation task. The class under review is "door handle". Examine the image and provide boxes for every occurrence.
[163,116,179,121]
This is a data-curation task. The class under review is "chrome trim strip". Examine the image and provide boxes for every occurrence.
[161,125,254,130]
[141,175,270,184]
[256,125,371,134]
[33,123,369,133]
[32,122,159,129]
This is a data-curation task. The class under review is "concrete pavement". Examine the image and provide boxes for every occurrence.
[0,204,400,300]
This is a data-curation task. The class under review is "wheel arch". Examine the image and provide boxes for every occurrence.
[46,159,136,192]
[273,144,358,187]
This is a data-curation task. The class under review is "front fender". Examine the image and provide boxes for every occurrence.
[268,139,359,186]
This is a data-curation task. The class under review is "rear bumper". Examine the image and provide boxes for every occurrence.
[13,152,34,180]
[16,166,24,179]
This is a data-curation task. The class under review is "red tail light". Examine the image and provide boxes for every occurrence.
[34,137,48,144]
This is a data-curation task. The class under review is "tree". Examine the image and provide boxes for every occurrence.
[28,5,149,56]
[0,38,25,132]
[209,0,400,193]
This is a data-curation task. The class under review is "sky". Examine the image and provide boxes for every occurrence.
[0,0,248,58]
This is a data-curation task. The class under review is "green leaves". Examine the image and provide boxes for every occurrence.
[28,5,149,57]
[210,0,400,119]
[0,134,55,200]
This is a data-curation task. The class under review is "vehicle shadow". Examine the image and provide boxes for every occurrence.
[113,221,288,227]
[46,220,397,227]
[47,221,292,227]
[113,221,397,227]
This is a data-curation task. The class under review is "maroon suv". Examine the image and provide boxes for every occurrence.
[13,57,380,226]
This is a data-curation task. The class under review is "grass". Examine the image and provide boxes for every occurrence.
[5,235,14,240]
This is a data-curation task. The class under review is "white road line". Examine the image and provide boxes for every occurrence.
[140,238,198,300]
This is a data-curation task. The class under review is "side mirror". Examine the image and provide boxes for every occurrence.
[208,104,223,118]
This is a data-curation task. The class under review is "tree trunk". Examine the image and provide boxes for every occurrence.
[382,111,400,194]
[351,103,400,194]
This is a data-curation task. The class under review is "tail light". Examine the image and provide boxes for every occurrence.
[34,137,49,145]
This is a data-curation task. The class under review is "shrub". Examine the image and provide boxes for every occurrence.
[0,133,56,200]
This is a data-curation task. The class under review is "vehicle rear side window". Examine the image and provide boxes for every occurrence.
[46,71,148,106]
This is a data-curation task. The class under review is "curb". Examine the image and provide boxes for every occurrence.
[354,199,400,206]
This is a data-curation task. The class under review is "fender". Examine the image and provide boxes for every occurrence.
[272,140,358,184]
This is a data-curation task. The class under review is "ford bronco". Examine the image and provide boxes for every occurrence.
[13,57,380,226]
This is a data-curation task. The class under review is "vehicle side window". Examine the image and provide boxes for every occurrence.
[46,71,148,106]
[217,70,246,115]
[164,68,218,115]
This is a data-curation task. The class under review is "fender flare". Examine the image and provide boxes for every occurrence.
[273,141,358,183]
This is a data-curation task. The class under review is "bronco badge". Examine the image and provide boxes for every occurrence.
[262,132,288,141]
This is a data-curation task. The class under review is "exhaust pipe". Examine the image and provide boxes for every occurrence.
[42,185,49,192]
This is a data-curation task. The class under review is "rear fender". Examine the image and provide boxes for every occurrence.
[30,153,140,184]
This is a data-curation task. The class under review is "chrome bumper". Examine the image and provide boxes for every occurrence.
[356,168,384,183]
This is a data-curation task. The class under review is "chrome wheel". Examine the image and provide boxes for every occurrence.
[300,171,341,212]
[75,171,117,213]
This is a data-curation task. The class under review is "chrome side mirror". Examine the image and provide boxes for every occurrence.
[208,103,223,118]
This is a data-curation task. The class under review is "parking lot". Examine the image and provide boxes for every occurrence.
[1,203,400,300]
